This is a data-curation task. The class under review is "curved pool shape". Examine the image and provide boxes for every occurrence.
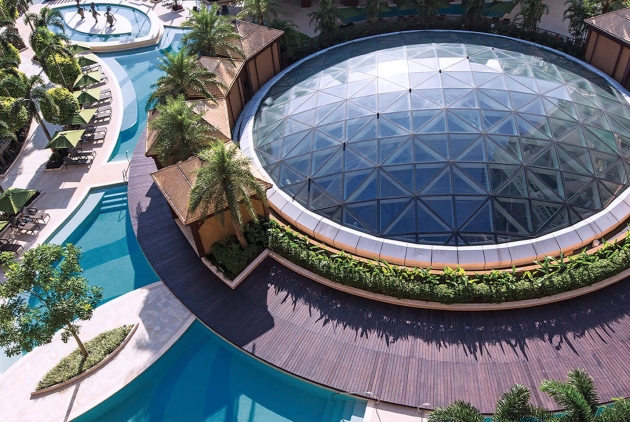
[53,4,151,43]
[74,321,366,422]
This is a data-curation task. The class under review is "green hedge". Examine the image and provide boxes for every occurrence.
[0,43,20,66]
[37,325,133,390]
[0,97,28,133]
[267,220,630,304]
[40,87,79,125]
[44,54,81,89]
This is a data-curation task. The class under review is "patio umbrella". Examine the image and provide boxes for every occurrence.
[487,0,518,14]
[378,2,391,13]
[395,0,418,12]
[67,42,91,55]
[73,87,101,104]
[45,129,86,149]
[62,109,96,126]
[338,6,363,19]
[0,188,37,214]
[73,71,101,89]
[77,53,99,67]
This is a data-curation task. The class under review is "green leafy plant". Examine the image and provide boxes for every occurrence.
[309,0,341,35]
[39,87,79,125]
[182,4,244,59]
[0,96,28,132]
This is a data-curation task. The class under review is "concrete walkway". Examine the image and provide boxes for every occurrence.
[0,282,195,422]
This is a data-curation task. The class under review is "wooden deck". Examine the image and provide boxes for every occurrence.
[128,132,630,413]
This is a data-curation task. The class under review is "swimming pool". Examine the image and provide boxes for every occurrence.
[74,320,366,422]
[54,4,151,43]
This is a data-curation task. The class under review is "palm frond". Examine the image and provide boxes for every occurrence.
[428,400,484,422]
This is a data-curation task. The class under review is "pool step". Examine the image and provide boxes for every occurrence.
[322,398,357,422]
[100,191,128,212]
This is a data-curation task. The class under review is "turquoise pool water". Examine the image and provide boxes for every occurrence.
[54,4,151,43]
[74,321,366,422]
[45,184,159,304]
[100,28,186,161]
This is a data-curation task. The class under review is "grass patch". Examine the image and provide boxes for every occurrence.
[37,325,133,391]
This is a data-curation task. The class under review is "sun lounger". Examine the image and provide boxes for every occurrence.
[63,156,93,168]
[99,75,108,84]
[82,64,102,73]
[70,147,96,159]
[8,215,40,234]
[0,239,24,255]
[19,206,50,224]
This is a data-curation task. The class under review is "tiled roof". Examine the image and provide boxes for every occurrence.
[586,8,630,43]
[187,98,232,142]
[233,20,283,60]
[198,56,244,97]
[151,153,272,225]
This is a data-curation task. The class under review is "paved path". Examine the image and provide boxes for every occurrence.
[129,128,630,413]
[0,282,195,422]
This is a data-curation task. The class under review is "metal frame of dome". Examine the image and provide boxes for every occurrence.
[240,31,630,269]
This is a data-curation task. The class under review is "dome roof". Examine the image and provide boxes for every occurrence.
[252,32,630,246]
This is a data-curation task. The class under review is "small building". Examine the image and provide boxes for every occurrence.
[151,155,272,257]
[584,8,630,89]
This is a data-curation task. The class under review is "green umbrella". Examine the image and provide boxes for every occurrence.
[395,0,418,11]
[73,71,101,88]
[77,53,99,67]
[487,0,518,13]
[45,129,86,149]
[73,87,101,104]
[62,109,96,126]
[68,42,91,55]
[0,188,37,214]
[338,6,363,19]
[378,2,391,13]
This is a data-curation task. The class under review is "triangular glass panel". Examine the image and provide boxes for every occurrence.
[383,201,416,235]
[315,148,343,176]
[282,131,312,158]
[531,201,563,234]
[574,103,601,120]
[380,171,412,198]
[529,146,558,169]
[420,165,452,194]
[441,72,474,89]
[352,95,378,112]
[481,110,511,131]
[378,92,406,111]
[489,115,518,135]
[411,138,441,162]
[457,163,490,191]
[521,137,550,163]
[450,91,478,108]
[317,92,345,108]
[600,158,627,184]
[472,72,500,87]
[315,102,345,125]
[527,168,564,201]
[460,201,493,233]
[449,109,481,131]
[258,138,285,160]
[421,113,447,133]
[558,126,587,147]
[486,138,520,164]
[385,164,414,193]
[345,101,374,119]
[348,118,378,142]
[318,121,344,141]
[449,134,478,158]
[313,130,341,150]
[543,98,578,121]
[545,86,572,101]
[493,197,532,235]
[585,114,612,132]
[591,150,621,175]
[344,169,373,199]
[506,76,537,93]
[410,92,443,110]
[311,147,339,176]
[317,206,340,220]
[379,116,411,137]
[443,88,471,106]
[345,116,374,141]
[495,169,528,198]
[456,138,486,162]
[380,199,412,232]
[455,196,486,228]
[379,136,409,163]
[349,139,378,164]
[567,179,601,209]
[516,114,551,139]
[510,92,538,110]
[539,207,570,235]
[342,207,370,233]
[601,179,625,198]
[411,110,440,132]
[418,134,449,158]
[489,163,521,191]
[572,206,596,220]
[547,117,577,139]
[314,175,344,201]
[607,104,630,120]
[283,153,312,177]
[415,200,450,233]
[453,167,486,194]
[409,72,439,88]
[519,97,546,115]
[557,145,592,175]
[347,170,378,202]
[309,184,340,210]
[487,135,522,161]
[284,182,306,201]
[321,83,348,99]
[583,126,619,154]
[385,111,412,131]
[347,202,378,233]
[477,89,511,110]
[422,196,455,228]
[345,148,374,171]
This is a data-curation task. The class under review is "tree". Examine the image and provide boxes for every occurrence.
[0,244,103,358]
[494,384,551,422]
[309,0,340,35]
[182,4,244,59]
[0,55,19,96]
[35,28,74,89]
[148,96,216,164]
[237,0,280,26]
[0,96,28,133]
[1,74,56,141]
[364,0,380,23]
[25,6,64,35]
[146,47,225,111]
[540,368,599,422]
[515,0,549,32]
[189,142,269,248]
[428,400,484,422]
[39,87,79,125]
[461,0,486,19]
[563,0,598,41]
[0,17,21,60]
[596,398,630,422]
[268,18,306,59]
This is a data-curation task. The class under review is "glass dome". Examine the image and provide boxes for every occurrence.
[252,32,630,246]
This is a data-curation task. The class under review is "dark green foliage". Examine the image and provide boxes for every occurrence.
[182,4,243,59]
[0,42,19,64]
[597,399,630,422]
[44,53,80,88]
[39,87,79,125]
[309,0,341,35]
[37,325,133,390]
[428,400,484,422]
[207,219,269,280]
[267,220,630,304]
[0,96,28,132]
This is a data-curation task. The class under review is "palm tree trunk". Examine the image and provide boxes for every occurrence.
[232,217,248,248]
[51,54,69,90]
[67,324,89,357]
[33,109,52,141]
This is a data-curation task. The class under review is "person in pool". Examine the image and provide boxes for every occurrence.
[90,2,100,22]
[77,4,85,19]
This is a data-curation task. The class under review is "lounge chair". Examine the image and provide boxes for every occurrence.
[81,130,106,143]
[82,64,102,73]
[19,206,50,224]
[0,239,24,255]
[8,215,40,234]
[69,147,96,159]
[99,75,108,84]
[63,156,93,168]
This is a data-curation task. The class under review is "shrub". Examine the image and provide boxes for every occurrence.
[44,54,80,88]
[0,71,27,98]
[40,87,79,125]
[0,97,28,133]
[267,220,630,304]
[37,325,133,390]
[0,43,20,66]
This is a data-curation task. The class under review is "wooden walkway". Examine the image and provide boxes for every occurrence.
[128,132,630,413]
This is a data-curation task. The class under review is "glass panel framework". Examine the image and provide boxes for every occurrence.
[254,32,630,245]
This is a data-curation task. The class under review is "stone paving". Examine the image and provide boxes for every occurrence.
[0,282,195,422]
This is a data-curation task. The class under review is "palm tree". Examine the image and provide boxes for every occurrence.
[494,384,551,422]
[237,0,280,26]
[563,0,598,41]
[189,143,268,248]
[268,18,305,59]
[460,0,486,19]
[596,398,630,422]
[515,0,549,32]
[4,0,32,18]
[146,47,225,111]
[540,368,599,422]
[309,0,340,35]
[428,400,484,422]
[0,56,20,96]
[364,0,379,22]
[148,96,216,165]
[182,4,243,60]
[1,74,56,141]
[0,18,21,60]
[25,7,64,32]
[35,28,73,89]
[0,120,16,166]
